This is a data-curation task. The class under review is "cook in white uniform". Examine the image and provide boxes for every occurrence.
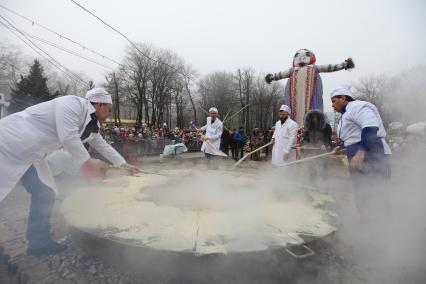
[330,85,392,267]
[330,85,391,177]
[0,87,138,255]
[271,105,299,166]
[200,107,223,169]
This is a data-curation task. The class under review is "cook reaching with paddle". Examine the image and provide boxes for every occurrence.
[199,107,224,169]
[0,87,139,256]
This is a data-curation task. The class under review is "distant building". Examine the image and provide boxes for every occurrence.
[0,93,10,118]
[0,78,12,119]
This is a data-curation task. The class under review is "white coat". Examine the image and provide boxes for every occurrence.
[200,117,223,155]
[0,95,126,202]
[271,118,299,166]
[337,101,391,154]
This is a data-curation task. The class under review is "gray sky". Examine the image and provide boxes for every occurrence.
[1,0,425,111]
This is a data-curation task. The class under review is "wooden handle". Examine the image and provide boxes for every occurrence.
[233,141,273,167]
[278,151,334,167]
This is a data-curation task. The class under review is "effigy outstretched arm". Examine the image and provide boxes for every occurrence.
[317,58,355,73]
[265,68,292,84]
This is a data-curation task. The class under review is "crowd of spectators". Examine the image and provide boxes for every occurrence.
[220,127,274,161]
[102,124,203,161]
[100,123,275,162]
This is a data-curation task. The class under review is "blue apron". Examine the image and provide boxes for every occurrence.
[346,138,390,178]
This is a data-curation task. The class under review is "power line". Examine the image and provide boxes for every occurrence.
[0,20,73,82]
[0,14,87,86]
[0,3,123,67]
[0,20,85,87]
[0,3,207,92]
[2,21,115,70]
[0,4,146,81]
[69,0,207,91]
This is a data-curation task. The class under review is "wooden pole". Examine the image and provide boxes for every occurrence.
[223,104,251,125]
[197,105,209,115]
[222,108,233,123]
[277,152,334,167]
[233,141,273,167]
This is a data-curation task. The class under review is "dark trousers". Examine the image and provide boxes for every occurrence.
[20,165,55,249]
[347,140,391,179]
[220,143,230,156]
[346,142,391,249]
[232,145,244,160]
[264,145,270,158]
[238,146,244,159]
[230,145,236,160]
[205,153,218,170]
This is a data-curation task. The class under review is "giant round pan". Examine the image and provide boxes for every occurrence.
[62,169,337,278]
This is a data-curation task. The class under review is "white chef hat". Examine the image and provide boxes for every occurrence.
[85,87,113,104]
[330,84,354,100]
[209,107,218,113]
[279,104,291,114]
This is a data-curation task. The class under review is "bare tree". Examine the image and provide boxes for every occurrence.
[251,74,283,130]
[235,68,255,131]
[387,65,426,124]
[197,70,283,131]
[105,72,123,124]
[354,74,396,127]
[117,43,190,126]
[173,81,187,128]
[198,71,238,126]
[148,48,185,126]
[183,65,199,126]
[0,41,26,81]
[121,43,153,125]
[43,63,91,98]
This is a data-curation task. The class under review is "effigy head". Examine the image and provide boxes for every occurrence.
[293,49,316,67]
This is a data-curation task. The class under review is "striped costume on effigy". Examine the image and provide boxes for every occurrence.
[266,49,354,126]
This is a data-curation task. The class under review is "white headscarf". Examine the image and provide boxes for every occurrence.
[209,107,218,113]
[85,87,113,104]
[279,104,291,114]
[330,84,353,100]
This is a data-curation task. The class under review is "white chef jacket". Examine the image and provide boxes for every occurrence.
[337,101,391,154]
[200,117,223,155]
[0,95,126,202]
[271,118,299,166]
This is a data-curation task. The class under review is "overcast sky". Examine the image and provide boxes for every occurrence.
[1,0,425,111]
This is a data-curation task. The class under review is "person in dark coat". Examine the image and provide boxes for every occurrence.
[220,126,233,156]
[302,110,332,186]
[232,127,247,160]
[303,110,332,150]
[250,127,263,161]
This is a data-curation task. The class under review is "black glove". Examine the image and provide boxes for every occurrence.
[344,58,355,70]
[265,73,274,84]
